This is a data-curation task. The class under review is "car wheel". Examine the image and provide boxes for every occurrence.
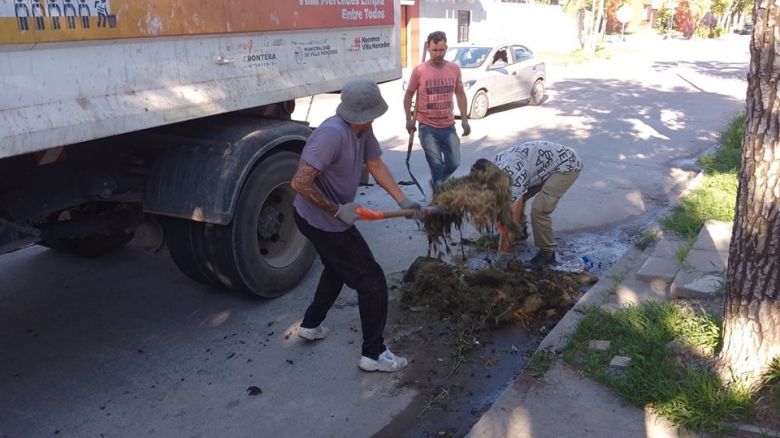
[529,80,545,106]
[469,90,489,119]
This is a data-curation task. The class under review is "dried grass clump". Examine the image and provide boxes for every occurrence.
[423,165,518,255]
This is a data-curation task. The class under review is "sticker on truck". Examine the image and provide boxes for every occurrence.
[0,0,394,44]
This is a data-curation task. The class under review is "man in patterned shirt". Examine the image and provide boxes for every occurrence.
[470,141,583,267]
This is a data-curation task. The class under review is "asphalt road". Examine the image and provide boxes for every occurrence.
[0,33,750,438]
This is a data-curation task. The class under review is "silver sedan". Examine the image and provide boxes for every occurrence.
[446,43,546,119]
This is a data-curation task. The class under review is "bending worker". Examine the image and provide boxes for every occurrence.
[470,141,583,267]
[291,79,423,373]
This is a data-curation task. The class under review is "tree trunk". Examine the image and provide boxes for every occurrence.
[718,0,780,389]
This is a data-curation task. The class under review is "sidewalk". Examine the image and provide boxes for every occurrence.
[466,219,734,438]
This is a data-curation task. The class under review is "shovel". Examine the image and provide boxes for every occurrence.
[355,206,442,221]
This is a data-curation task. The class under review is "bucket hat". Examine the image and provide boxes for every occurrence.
[336,79,388,124]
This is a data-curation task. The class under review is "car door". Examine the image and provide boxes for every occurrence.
[483,46,515,106]
[512,45,542,100]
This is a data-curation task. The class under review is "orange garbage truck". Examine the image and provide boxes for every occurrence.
[0,0,400,296]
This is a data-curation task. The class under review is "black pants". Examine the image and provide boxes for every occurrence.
[294,211,388,360]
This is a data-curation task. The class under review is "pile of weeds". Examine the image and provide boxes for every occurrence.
[399,256,597,422]
[423,165,517,256]
[401,257,583,332]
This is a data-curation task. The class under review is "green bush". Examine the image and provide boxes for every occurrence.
[655,7,672,34]
[695,25,726,39]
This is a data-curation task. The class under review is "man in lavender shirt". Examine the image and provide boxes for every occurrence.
[291,79,423,373]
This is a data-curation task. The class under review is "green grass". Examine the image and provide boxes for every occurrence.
[662,113,745,238]
[765,357,780,415]
[766,357,780,384]
[537,46,619,67]
[636,229,660,250]
[526,350,556,377]
[663,173,738,239]
[675,236,697,264]
[606,270,629,295]
[564,302,751,433]
[663,112,743,239]
[699,113,745,174]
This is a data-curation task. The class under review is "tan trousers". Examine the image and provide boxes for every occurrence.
[528,170,580,253]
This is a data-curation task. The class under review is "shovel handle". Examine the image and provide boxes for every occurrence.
[355,207,414,220]
[355,206,442,221]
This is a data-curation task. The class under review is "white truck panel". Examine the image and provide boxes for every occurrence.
[0,0,400,159]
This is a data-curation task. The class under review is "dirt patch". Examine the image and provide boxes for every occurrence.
[376,256,596,437]
[402,257,593,332]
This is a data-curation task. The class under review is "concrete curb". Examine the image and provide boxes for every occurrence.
[536,245,646,353]
[531,166,708,355]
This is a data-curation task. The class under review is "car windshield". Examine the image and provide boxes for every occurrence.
[445,47,491,68]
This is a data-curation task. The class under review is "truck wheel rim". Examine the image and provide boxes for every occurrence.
[256,183,306,268]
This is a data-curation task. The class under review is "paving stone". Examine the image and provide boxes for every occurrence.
[636,256,680,282]
[609,356,632,368]
[671,271,724,299]
[692,220,732,252]
[600,302,621,313]
[588,340,611,352]
[649,238,687,258]
[684,248,728,273]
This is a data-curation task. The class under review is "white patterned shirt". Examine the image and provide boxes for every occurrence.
[493,141,583,201]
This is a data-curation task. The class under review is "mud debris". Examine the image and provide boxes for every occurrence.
[402,257,590,332]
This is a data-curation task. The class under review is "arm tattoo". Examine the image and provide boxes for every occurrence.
[292,161,338,214]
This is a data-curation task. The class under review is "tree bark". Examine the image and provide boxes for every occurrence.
[718,0,780,389]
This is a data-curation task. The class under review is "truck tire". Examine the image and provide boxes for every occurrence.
[204,151,315,297]
[41,231,134,258]
[163,218,223,287]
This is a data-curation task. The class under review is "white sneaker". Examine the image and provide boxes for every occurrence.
[298,325,329,341]
[358,348,408,372]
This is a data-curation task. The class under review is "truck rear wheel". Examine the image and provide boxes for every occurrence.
[163,218,224,287]
[207,151,316,297]
[166,152,315,297]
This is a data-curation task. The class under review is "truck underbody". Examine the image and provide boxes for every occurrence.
[0,102,316,297]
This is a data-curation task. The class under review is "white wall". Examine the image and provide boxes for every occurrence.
[419,0,579,54]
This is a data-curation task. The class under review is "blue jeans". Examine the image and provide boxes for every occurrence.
[418,123,460,189]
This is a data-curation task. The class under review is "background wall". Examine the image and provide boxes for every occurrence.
[414,0,580,62]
